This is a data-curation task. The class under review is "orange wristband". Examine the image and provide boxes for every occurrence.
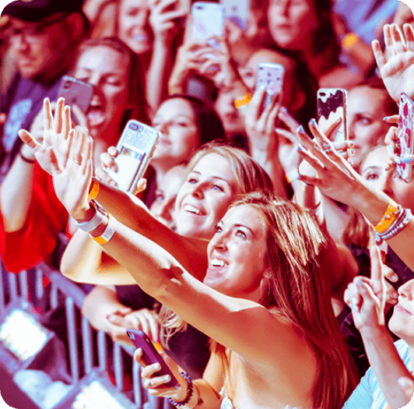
[88,179,100,202]
[373,200,400,234]
[235,94,253,109]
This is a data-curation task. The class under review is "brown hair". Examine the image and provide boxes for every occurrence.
[76,36,149,126]
[224,192,358,409]
[160,143,274,342]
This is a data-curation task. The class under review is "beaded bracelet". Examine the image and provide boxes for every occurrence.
[376,208,412,244]
[168,372,193,407]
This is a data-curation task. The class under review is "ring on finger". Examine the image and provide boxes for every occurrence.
[322,142,331,150]
[145,379,152,387]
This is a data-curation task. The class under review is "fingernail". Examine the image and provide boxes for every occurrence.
[106,315,111,320]
[383,116,389,121]
[387,144,394,154]
[310,118,317,127]
[155,363,161,370]
[281,107,287,113]
[164,375,170,382]
[395,157,401,164]
[348,142,354,148]
[348,149,355,156]
[137,348,143,356]
[297,174,301,180]
[298,125,305,134]
[297,144,304,152]
[145,379,151,387]
[392,274,399,283]
[356,277,363,288]
[402,157,412,164]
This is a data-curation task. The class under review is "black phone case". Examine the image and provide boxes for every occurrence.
[58,76,94,114]
[127,329,179,389]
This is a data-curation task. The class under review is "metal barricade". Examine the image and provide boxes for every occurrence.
[0,261,170,409]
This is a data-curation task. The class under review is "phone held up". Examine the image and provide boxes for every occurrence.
[220,0,250,31]
[397,93,414,183]
[317,88,348,143]
[105,120,159,193]
[255,62,284,107]
[58,76,94,122]
[191,2,224,49]
[127,329,180,389]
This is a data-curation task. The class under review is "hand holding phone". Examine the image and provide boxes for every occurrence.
[105,120,159,193]
[127,329,180,389]
[397,93,414,182]
[317,88,348,143]
[255,63,284,107]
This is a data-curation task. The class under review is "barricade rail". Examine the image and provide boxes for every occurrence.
[0,261,170,409]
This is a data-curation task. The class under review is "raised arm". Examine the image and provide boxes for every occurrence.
[344,242,412,409]
[296,122,414,272]
[51,126,316,395]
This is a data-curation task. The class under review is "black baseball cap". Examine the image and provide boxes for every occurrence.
[2,0,84,22]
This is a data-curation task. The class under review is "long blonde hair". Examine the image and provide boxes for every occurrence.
[222,192,358,409]
[159,143,274,343]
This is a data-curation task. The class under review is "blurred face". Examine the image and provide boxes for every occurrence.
[150,165,186,227]
[175,153,240,240]
[361,147,414,211]
[118,0,152,54]
[152,98,200,170]
[239,49,299,113]
[7,15,72,81]
[348,87,390,169]
[215,89,246,136]
[74,46,130,140]
[389,279,414,344]
[205,205,268,298]
[268,0,318,51]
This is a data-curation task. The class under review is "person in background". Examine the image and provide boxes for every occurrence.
[0,0,89,183]
[89,0,187,115]
[267,0,362,88]
[0,36,147,273]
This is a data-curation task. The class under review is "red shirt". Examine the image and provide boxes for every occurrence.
[0,163,68,272]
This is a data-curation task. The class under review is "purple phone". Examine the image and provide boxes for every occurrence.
[127,329,180,389]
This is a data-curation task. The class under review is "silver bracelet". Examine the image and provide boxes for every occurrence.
[376,208,412,244]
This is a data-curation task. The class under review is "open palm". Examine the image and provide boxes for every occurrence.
[18,98,72,175]
[373,24,414,103]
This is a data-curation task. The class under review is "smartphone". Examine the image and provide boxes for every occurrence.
[221,0,249,31]
[397,93,414,183]
[191,2,225,46]
[105,120,159,193]
[317,88,348,143]
[58,76,94,117]
[256,63,284,107]
[127,329,179,389]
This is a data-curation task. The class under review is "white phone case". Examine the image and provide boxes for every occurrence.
[191,2,225,43]
[106,120,159,193]
[317,88,348,143]
[256,63,284,107]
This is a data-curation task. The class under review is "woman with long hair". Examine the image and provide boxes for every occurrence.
[20,118,358,408]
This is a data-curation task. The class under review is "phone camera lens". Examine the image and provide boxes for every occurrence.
[129,123,139,131]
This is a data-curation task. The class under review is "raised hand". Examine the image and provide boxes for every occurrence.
[18,98,72,175]
[344,234,386,331]
[134,348,188,400]
[372,24,414,103]
[106,308,160,344]
[149,0,187,45]
[51,126,94,221]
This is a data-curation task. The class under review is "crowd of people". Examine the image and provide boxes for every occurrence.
[1,0,414,408]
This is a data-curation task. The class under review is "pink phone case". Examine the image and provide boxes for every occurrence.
[127,329,179,389]
[397,93,414,183]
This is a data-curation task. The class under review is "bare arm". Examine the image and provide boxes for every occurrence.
[0,149,35,232]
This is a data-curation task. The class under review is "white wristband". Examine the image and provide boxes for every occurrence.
[91,214,117,245]
[74,202,107,233]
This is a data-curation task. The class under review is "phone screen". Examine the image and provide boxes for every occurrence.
[397,93,414,183]
[317,88,348,143]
